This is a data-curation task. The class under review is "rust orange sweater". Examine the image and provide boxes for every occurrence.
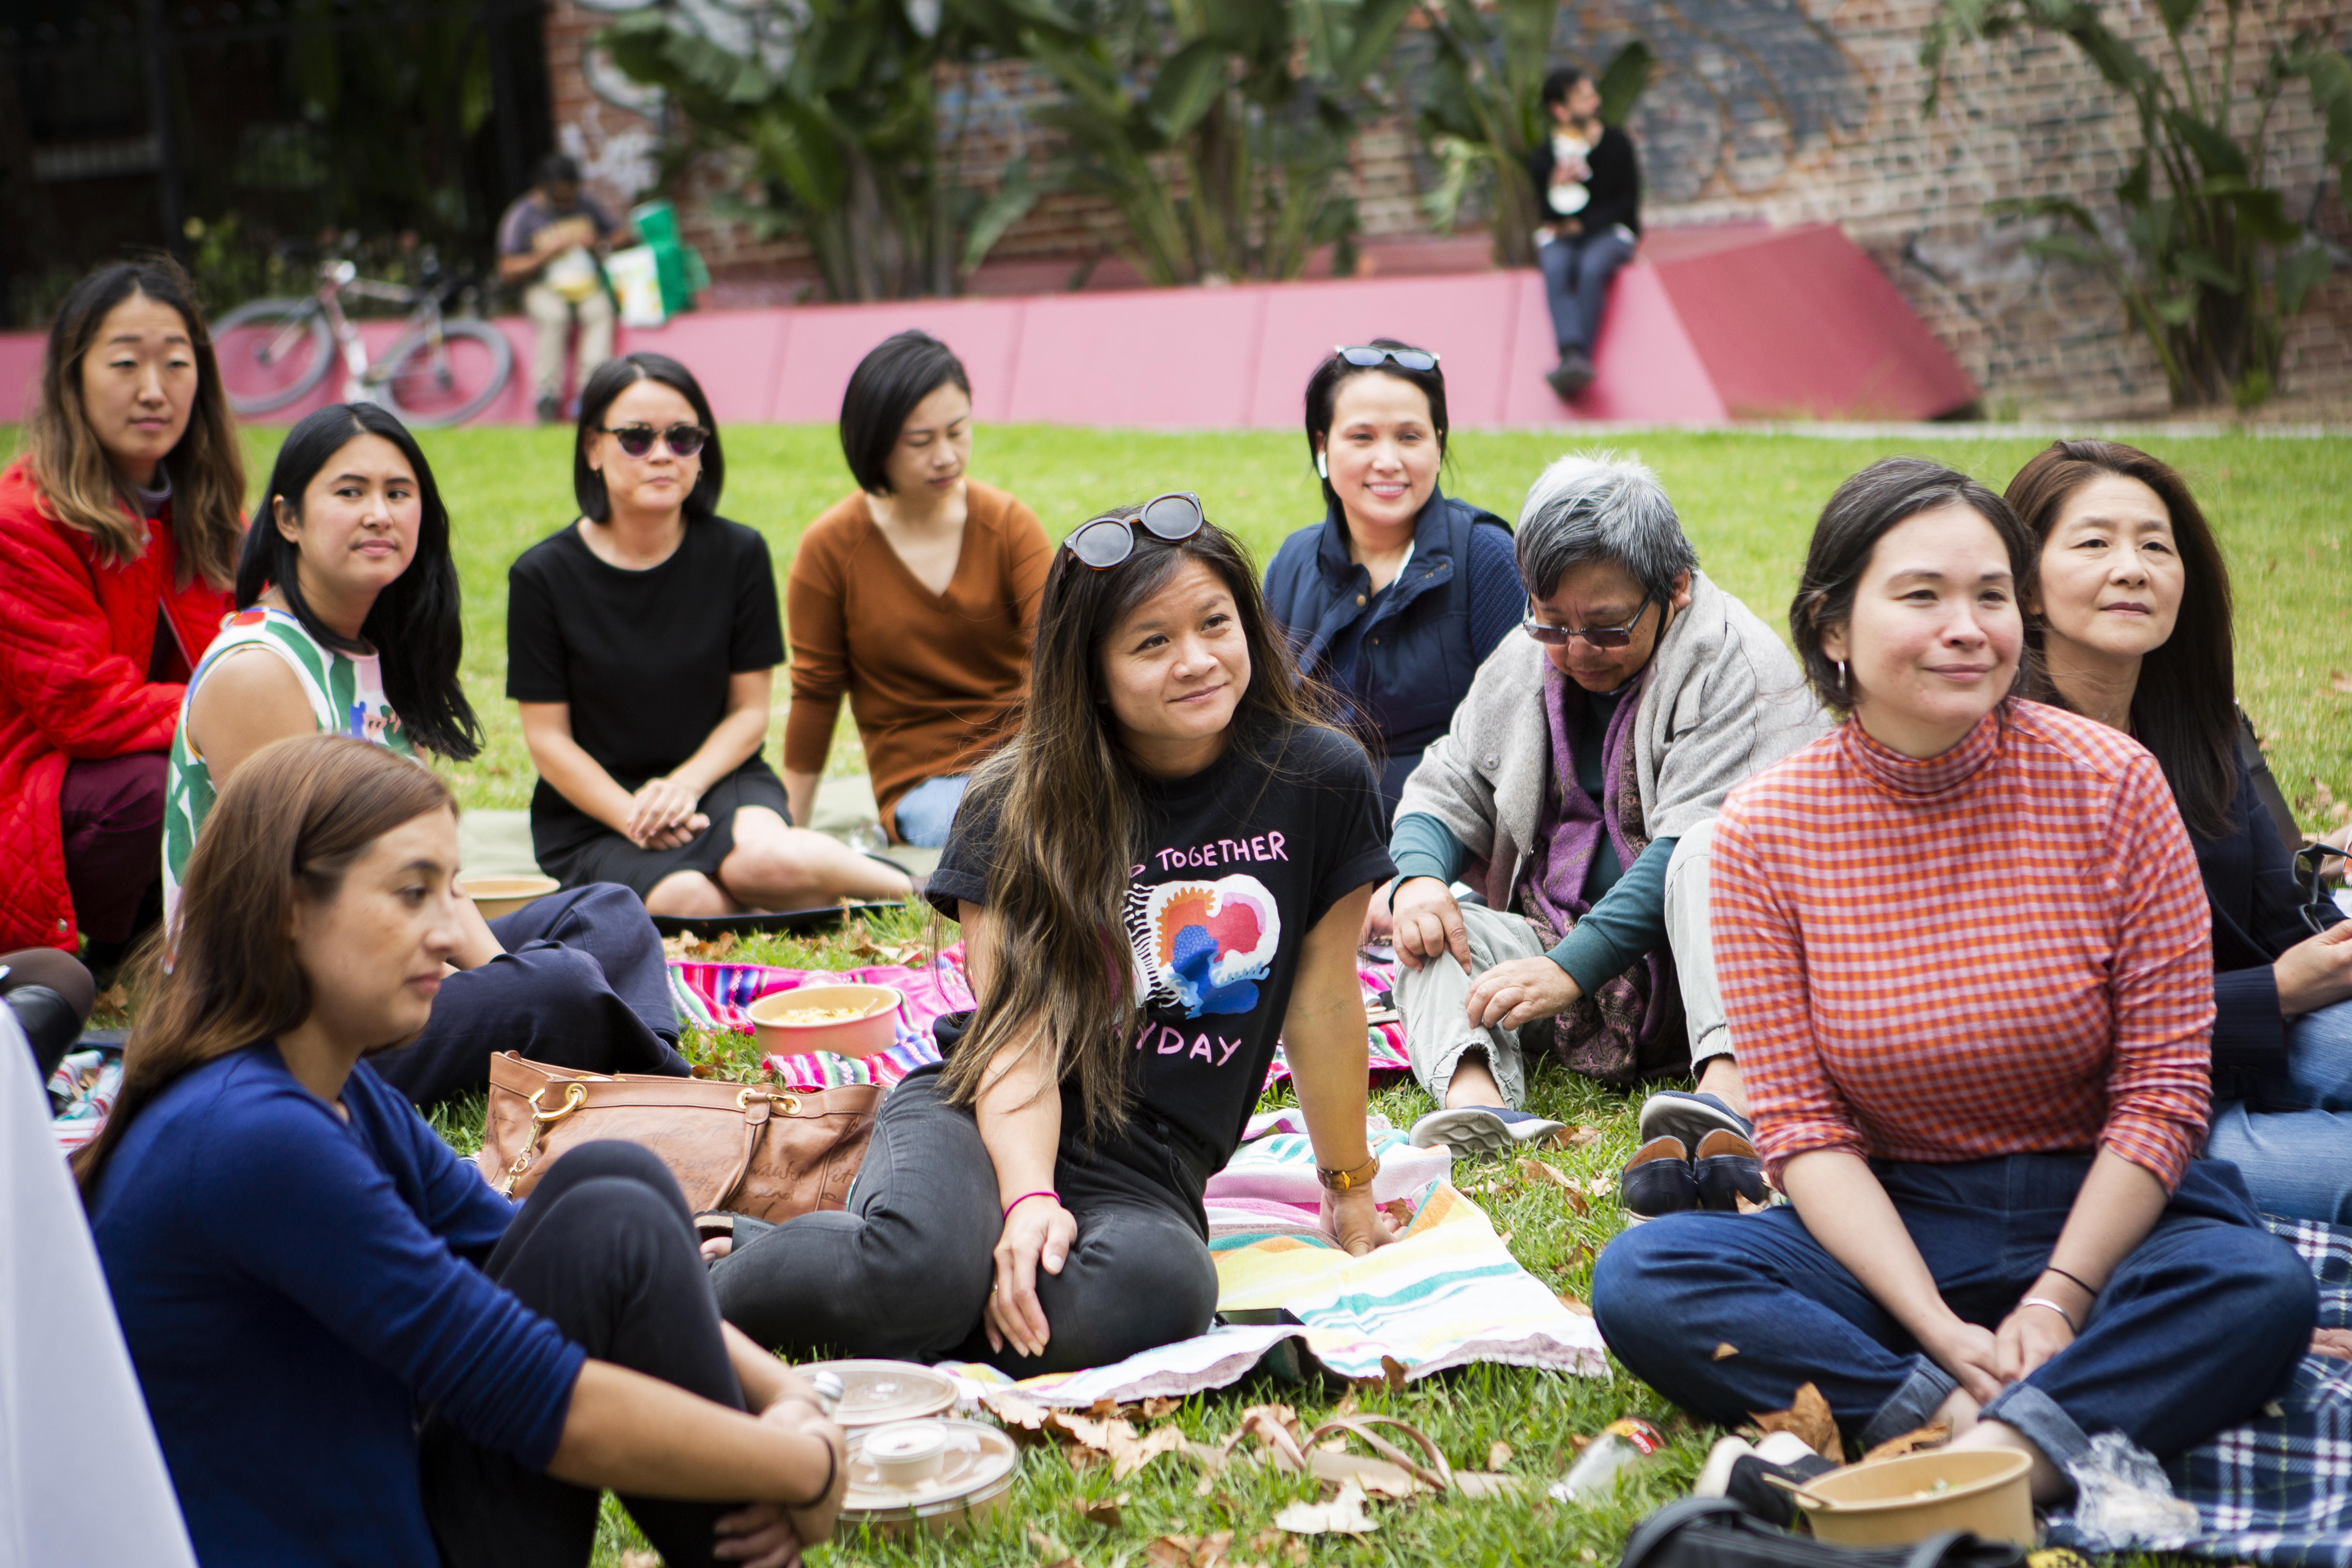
[784,482,1050,837]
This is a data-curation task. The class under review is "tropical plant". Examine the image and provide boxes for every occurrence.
[1414,0,1655,269]
[1923,0,2352,408]
[603,0,1083,302]
[1015,0,1417,286]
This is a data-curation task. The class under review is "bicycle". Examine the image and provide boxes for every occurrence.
[213,250,514,426]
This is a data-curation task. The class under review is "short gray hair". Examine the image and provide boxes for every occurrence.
[1514,450,1698,602]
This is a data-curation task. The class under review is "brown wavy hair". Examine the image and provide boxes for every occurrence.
[2008,439,2236,840]
[24,258,245,588]
[73,735,453,1204]
[938,510,1353,1140]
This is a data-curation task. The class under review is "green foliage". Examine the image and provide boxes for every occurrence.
[1414,1,1654,268]
[1012,0,1416,285]
[604,1,1084,301]
[1921,0,2352,408]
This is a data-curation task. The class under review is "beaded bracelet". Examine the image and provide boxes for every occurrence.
[1003,1190,1058,1219]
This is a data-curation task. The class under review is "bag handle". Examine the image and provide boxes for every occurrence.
[706,1086,785,1213]
[1616,1497,1756,1568]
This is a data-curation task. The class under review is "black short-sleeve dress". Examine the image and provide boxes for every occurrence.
[507,516,790,897]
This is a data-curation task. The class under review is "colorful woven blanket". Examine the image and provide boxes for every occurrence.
[937,1116,1608,1405]
[666,950,1412,1091]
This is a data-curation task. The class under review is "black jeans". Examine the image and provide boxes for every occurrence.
[420,1142,749,1568]
[712,1069,1222,1376]
[371,884,689,1108]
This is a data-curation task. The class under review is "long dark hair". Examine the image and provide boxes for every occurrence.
[75,735,454,1203]
[574,353,725,522]
[1791,457,2037,714]
[2008,439,2236,839]
[24,257,245,587]
[938,512,1351,1139]
[237,403,482,760]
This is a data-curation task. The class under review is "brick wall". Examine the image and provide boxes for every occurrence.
[546,0,2350,415]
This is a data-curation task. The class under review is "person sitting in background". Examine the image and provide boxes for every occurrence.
[0,258,245,969]
[83,734,846,1568]
[2011,439,2352,1224]
[510,353,910,914]
[499,154,633,426]
[1594,458,2314,1504]
[711,500,1399,1372]
[170,402,686,1107]
[1374,451,1822,1161]
[1263,341,1518,817]
[784,330,1050,847]
[1528,65,1641,401]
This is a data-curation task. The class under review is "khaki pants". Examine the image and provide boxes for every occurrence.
[1396,815,1733,1107]
[523,281,615,402]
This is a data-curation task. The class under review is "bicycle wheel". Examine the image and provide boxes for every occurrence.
[380,318,514,427]
[212,298,335,415]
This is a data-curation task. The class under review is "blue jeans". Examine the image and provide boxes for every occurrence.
[1538,227,1635,354]
[2207,998,2352,1222]
[1594,1155,2313,1468]
[892,774,970,848]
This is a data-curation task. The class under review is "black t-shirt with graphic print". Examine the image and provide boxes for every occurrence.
[926,721,1395,1203]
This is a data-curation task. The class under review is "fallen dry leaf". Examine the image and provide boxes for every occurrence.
[94,982,130,1015]
[1497,1228,1514,1247]
[1712,1342,1739,1361]
[1750,1382,1839,1459]
[1860,1420,1950,1465]
[1146,1537,1195,1568]
[1238,1404,1309,1471]
[1487,1440,1514,1470]
[1195,1529,1235,1568]
[1274,1479,1380,1535]
[1332,1388,1360,1419]
[1286,1543,1309,1566]
[1553,1124,1603,1149]
[984,1391,1052,1436]
[1112,1423,1189,1480]
[1556,1290,1594,1316]
[2331,671,2352,695]
[1250,1529,1284,1554]
[1029,1526,1075,1564]
[1074,1491,1130,1527]
[1046,1408,1138,1454]
[1380,1355,1410,1392]
[1141,1397,1182,1418]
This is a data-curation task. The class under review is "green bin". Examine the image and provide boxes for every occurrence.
[629,200,710,317]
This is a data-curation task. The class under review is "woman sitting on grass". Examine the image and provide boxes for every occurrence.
[711,499,1400,1372]
[784,330,1050,847]
[1593,457,2313,1501]
[82,734,845,1568]
[2011,439,2352,1223]
[509,352,909,913]
[170,401,687,1107]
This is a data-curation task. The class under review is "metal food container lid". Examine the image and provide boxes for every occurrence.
[792,1359,959,1428]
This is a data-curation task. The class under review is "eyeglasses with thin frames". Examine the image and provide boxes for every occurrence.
[1521,596,1656,649]
[1063,492,1206,570]
[597,422,710,459]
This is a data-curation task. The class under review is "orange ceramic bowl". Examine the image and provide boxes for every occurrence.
[749,984,904,1059]
[462,874,560,919]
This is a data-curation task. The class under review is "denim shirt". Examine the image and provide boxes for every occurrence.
[1262,486,1517,808]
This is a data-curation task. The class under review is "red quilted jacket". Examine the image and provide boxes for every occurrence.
[0,458,235,950]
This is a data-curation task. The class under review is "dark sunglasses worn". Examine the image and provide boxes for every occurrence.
[2295,840,2349,936]
[598,422,710,459]
[1521,596,1656,649]
[1064,492,1205,570]
[1335,344,1439,372]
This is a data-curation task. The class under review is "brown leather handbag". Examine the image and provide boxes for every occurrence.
[474,1051,881,1223]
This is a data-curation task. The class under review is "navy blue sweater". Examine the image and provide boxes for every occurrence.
[90,1044,584,1568]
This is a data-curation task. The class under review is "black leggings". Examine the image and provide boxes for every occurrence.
[712,1070,1221,1376]
[419,1142,748,1568]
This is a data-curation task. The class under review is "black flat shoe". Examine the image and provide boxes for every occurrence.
[1693,1128,1770,1212]
[1620,1134,1699,1223]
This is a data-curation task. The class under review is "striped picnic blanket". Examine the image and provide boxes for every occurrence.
[667,951,1413,1091]
[938,1116,1608,1405]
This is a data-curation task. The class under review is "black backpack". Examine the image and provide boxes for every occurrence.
[1619,1498,2028,1568]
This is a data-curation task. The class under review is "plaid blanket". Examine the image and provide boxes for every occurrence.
[667,950,1413,1091]
[2143,1214,2352,1565]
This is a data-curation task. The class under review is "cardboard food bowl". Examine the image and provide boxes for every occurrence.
[462,875,560,919]
[749,984,904,1059]
[1797,1448,2035,1549]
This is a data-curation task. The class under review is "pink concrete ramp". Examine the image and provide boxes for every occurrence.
[0,224,1972,429]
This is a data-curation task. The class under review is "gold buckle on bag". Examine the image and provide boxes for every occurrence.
[498,1080,587,1196]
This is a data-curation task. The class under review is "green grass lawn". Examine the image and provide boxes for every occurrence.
[137,423,2352,1564]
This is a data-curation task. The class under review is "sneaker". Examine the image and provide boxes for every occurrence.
[1638,1088,1754,1149]
[1407,1104,1568,1159]
[1692,1128,1769,1212]
[535,393,562,425]
[1618,1135,1698,1223]
[1546,350,1594,400]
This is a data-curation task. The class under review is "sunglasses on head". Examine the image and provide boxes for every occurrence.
[597,422,710,459]
[1064,492,1206,570]
[1334,344,1439,372]
[1521,596,1656,649]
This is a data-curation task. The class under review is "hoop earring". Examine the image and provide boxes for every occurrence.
[1315,451,1329,480]
[1835,660,1848,699]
